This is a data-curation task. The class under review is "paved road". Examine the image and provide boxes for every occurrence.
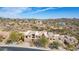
[0,46,49,51]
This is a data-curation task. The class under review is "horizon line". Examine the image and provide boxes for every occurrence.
[0,17,79,20]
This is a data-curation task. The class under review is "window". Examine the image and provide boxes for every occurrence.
[26,36,28,38]
[59,38,61,40]
[69,38,72,41]
[32,34,35,38]
[50,38,52,40]
[64,40,68,45]
[53,39,55,40]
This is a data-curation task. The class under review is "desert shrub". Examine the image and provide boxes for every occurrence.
[0,35,3,42]
[39,35,49,48]
[9,31,18,42]
[66,44,76,51]
[8,31,24,44]
[49,41,60,49]
[6,40,12,44]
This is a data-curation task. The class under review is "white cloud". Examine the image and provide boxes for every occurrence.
[0,7,32,18]
[0,7,62,18]
[31,7,58,14]
[0,7,32,14]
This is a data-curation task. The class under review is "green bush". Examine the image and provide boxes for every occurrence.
[39,35,49,48]
[66,44,76,51]
[6,40,12,44]
[49,41,60,49]
[8,31,24,44]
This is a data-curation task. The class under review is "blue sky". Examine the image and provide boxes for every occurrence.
[0,7,79,19]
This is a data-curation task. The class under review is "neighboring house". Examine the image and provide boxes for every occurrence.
[54,35,78,45]
[23,30,51,42]
[23,30,42,42]
[35,20,43,25]
[64,26,79,30]
[23,30,78,45]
